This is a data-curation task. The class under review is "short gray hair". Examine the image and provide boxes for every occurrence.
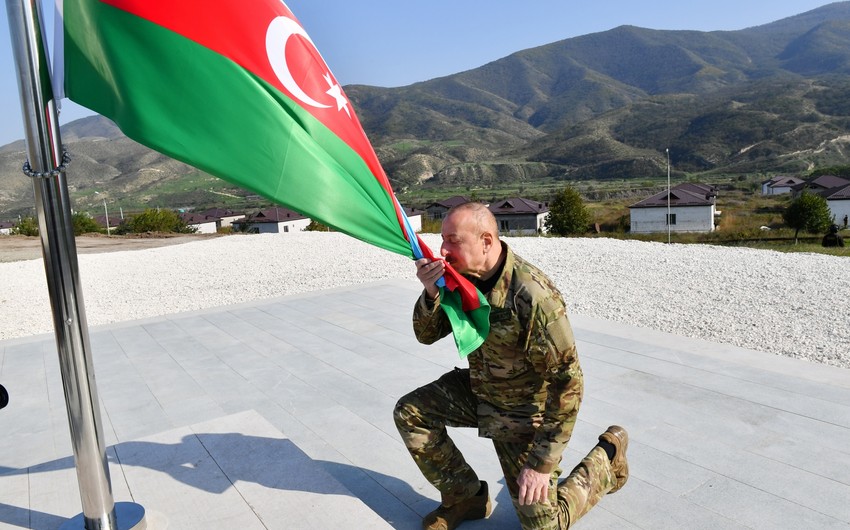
[446,202,499,238]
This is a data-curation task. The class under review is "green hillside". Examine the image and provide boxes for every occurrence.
[5,2,850,218]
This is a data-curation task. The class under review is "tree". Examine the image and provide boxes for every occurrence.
[119,208,196,234]
[782,192,833,243]
[545,186,592,236]
[12,216,39,236]
[72,212,103,235]
[809,165,850,179]
[305,220,332,232]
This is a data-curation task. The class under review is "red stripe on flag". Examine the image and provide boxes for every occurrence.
[416,235,481,312]
[98,0,396,205]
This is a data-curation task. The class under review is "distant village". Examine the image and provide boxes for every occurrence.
[629,174,849,234]
[1,174,849,237]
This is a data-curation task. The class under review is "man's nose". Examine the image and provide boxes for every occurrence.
[440,246,449,257]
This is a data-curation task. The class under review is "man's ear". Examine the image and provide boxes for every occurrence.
[481,231,493,253]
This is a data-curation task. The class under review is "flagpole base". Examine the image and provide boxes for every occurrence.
[59,502,146,530]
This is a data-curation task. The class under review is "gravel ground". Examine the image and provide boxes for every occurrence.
[1,232,848,369]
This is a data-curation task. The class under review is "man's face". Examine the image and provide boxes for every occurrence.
[440,211,485,276]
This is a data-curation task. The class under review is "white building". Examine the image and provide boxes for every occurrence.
[179,213,218,234]
[0,221,14,235]
[425,196,473,220]
[233,207,311,234]
[198,208,244,229]
[791,175,850,198]
[403,207,424,233]
[823,183,850,228]
[488,198,549,235]
[761,176,805,195]
[630,183,718,234]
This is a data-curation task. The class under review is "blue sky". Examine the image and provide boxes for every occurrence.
[0,0,835,146]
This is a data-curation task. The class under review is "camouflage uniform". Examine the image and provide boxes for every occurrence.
[394,244,616,529]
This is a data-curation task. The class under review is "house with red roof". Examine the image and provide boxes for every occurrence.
[92,215,124,234]
[179,213,218,234]
[488,198,549,235]
[403,206,424,233]
[197,208,244,230]
[790,176,850,226]
[791,175,850,198]
[232,207,310,234]
[822,183,850,228]
[424,196,473,220]
[629,183,718,233]
[761,176,805,195]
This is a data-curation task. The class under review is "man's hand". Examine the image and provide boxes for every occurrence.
[517,465,550,506]
[415,258,445,300]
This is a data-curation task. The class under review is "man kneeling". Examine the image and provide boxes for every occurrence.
[394,202,629,529]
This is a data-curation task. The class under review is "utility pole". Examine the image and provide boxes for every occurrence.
[103,199,110,235]
[667,148,671,244]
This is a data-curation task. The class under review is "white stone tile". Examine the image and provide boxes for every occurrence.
[3,281,850,529]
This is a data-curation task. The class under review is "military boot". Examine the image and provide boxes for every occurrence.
[422,481,491,530]
[598,425,629,493]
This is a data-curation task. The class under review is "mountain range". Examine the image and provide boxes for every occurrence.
[5,2,850,217]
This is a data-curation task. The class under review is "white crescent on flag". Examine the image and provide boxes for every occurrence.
[265,16,331,110]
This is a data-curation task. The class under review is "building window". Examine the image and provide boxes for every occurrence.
[500,220,509,231]
[666,213,677,225]
[284,226,289,233]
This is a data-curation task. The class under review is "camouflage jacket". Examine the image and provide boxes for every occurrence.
[413,244,583,473]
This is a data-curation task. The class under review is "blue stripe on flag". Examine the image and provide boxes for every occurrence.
[394,196,445,288]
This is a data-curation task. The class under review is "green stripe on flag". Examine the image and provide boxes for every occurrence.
[438,287,490,358]
[64,0,410,256]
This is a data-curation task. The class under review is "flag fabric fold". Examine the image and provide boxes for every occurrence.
[56,0,489,356]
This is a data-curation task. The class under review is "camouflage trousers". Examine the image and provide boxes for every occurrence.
[393,368,615,529]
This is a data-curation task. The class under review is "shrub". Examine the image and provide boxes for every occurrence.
[72,212,103,235]
[305,220,332,232]
[12,216,39,236]
[420,217,442,233]
[121,209,196,234]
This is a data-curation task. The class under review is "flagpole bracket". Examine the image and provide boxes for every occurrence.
[23,149,71,179]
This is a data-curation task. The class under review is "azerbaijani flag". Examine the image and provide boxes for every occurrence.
[54,0,489,356]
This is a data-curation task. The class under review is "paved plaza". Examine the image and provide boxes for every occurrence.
[1,279,848,529]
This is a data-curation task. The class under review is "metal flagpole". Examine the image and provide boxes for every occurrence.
[4,0,145,529]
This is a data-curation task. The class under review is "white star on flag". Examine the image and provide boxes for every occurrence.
[324,73,350,117]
